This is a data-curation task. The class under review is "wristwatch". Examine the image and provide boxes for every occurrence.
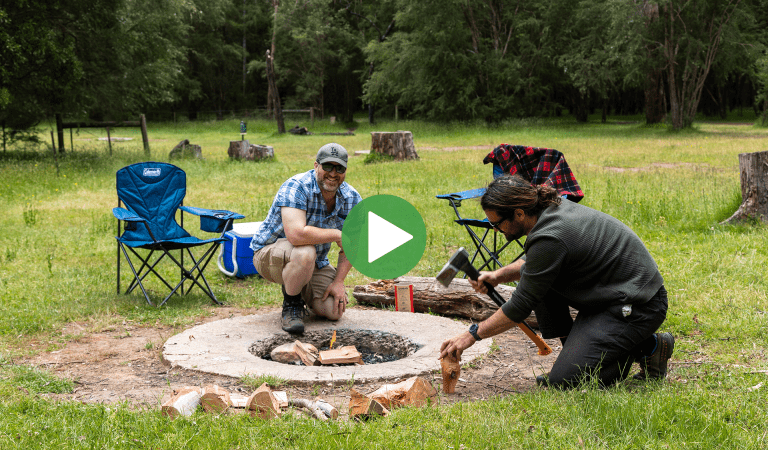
[468,323,482,341]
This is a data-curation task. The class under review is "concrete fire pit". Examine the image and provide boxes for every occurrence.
[163,309,492,383]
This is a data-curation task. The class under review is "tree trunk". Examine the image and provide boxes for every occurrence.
[721,151,768,224]
[370,131,419,161]
[645,69,666,124]
[266,50,285,134]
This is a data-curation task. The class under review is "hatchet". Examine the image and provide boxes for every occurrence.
[437,247,553,356]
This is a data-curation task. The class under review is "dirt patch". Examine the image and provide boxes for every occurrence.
[20,306,560,414]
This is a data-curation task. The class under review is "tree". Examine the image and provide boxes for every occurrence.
[364,0,558,122]
[345,0,397,124]
[645,0,745,129]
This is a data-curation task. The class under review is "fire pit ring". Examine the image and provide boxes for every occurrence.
[163,309,491,383]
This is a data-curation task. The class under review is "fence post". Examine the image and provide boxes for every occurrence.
[56,113,65,153]
[106,127,113,156]
[140,114,150,156]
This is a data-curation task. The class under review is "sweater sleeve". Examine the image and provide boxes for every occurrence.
[501,235,568,323]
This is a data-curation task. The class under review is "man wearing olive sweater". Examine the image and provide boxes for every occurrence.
[440,174,674,388]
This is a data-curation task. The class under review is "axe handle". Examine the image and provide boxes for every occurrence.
[482,282,554,357]
[459,257,553,356]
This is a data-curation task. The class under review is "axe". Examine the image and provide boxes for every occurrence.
[437,247,553,356]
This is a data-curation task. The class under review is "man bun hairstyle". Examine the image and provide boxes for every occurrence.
[480,174,561,218]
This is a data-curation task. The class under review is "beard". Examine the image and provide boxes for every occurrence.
[316,172,340,194]
[504,231,524,242]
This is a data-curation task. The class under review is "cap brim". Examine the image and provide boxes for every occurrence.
[319,157,347,168]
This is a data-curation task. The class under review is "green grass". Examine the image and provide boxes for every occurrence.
[1,115,767,448]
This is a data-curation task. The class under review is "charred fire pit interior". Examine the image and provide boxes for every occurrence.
[249,329,422,365]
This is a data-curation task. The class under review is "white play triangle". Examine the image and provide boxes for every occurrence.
[368,211,413,263]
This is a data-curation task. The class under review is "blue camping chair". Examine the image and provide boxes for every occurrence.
[113,162,245,306]
[437,164,523,273]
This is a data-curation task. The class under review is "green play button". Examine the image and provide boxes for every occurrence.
[342,195,427,279]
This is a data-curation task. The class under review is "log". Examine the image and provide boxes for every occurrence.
[200,385,232,414]
[441,355,461,394]
[353,276,577,326]
[318,346,363,365]
[294,341,320,366]
[349,388,389,419]
[162,387,202,419]
[370,131,419,161]
[270,342,301,364]
[246,382,281,419]
[369,376,437,409]
[722,150,768,223]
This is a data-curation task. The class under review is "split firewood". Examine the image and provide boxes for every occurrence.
[273,390,289,408]
[162,387,202,419]
[288,399,339,421]
[294,340,320,366]
[200,385,232,414]
[271,342,301,364]
[318,345,363,365]
[441,354,461,394]
[369,376,437,409]
[245,382,281,419]
[349,388,389,419]
[230,392,249,408]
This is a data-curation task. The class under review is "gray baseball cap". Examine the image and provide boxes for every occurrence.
[316,143,348,168]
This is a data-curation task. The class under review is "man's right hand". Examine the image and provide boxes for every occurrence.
[469,271,498,295]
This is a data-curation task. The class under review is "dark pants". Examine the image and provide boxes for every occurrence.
[533,286,668,388]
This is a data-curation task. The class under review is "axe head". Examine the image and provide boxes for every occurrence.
[436,247,471,287]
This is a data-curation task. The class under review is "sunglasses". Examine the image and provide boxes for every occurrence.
[488,216,508,230]
[319,162,346,174]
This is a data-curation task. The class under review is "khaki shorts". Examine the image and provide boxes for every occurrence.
[252,238,337,308]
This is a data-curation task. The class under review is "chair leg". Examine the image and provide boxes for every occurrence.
[117,243,155,307]
[125,249,175,294]
[158,244,222,307]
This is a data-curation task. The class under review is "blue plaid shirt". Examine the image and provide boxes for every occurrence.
[250,169,362,268]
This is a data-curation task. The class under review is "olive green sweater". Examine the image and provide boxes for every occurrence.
[501,200,664,323]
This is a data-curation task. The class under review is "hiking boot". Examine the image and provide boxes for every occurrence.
[634,332,675,380]
[536,374,549,387]
[281,301,307,334]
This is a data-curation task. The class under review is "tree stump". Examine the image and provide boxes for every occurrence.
[370,131,419,161]
[169,139,203,160]
[722,150,768,223]
[228,140,274,161]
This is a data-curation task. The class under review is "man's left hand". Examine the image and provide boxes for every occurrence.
[321,280,348,316]
[439,332,476,361]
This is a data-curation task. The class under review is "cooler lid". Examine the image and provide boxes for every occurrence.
[228,221,263,238]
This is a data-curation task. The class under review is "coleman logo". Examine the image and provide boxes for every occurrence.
[143,168,161,177]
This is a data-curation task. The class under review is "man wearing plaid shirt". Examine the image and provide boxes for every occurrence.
[251,143,362,334]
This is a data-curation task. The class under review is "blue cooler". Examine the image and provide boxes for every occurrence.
[218,221,262,278]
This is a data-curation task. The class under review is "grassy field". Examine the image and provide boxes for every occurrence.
[1,114,767,448]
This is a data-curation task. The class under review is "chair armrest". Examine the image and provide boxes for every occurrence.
[436,188,487,204]
[112,207,145,222]
[179,206,245,233]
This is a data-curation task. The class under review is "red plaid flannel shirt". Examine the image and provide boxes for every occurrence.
[483,144,584,202]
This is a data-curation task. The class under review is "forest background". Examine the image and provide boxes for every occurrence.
[3,0,768,146]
